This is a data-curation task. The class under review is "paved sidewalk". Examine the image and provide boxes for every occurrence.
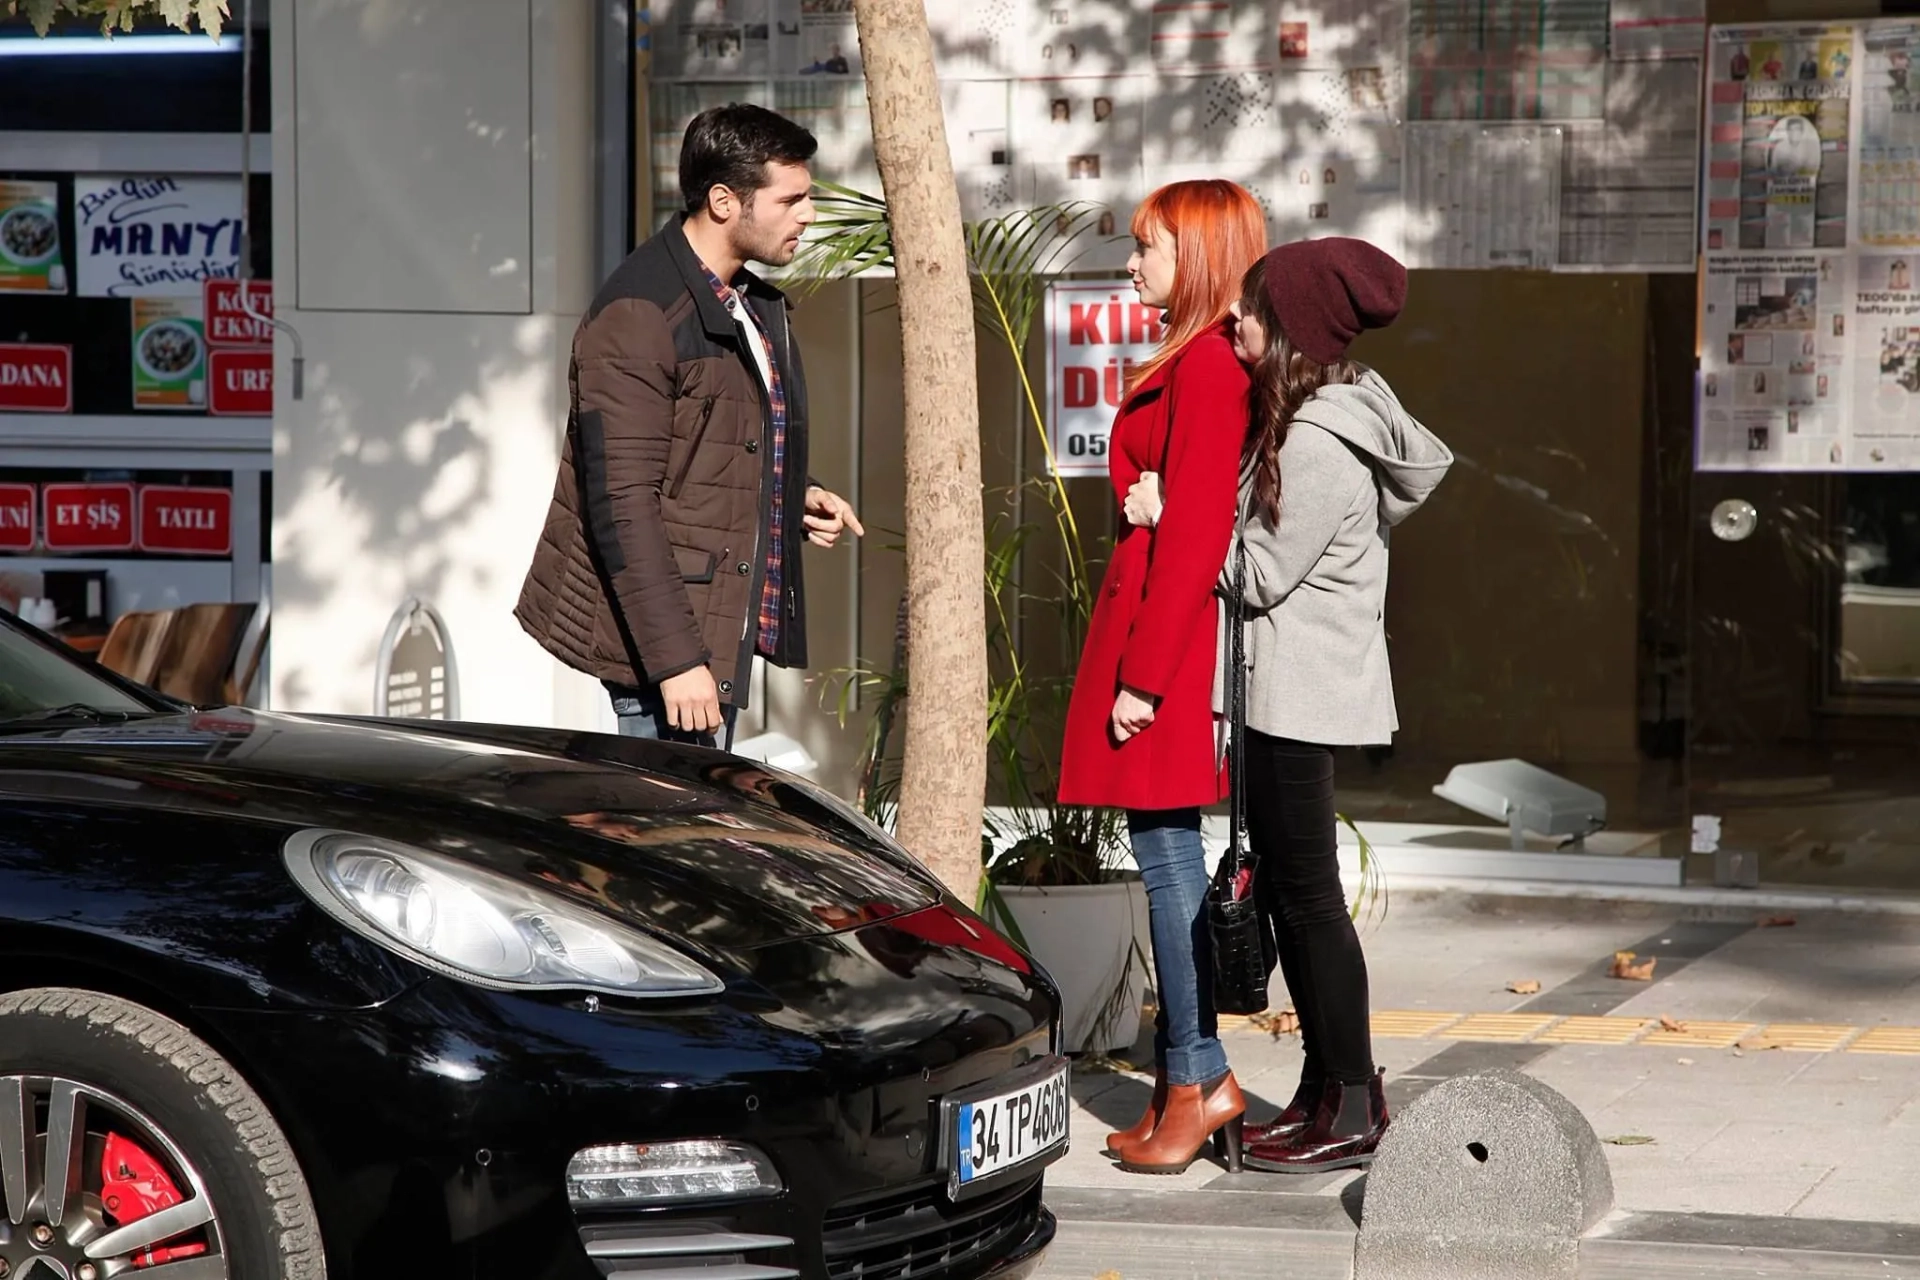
[1035,888,1920,1277]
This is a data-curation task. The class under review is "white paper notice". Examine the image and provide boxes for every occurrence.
[1273,68,1407,258]
[1609,0,1707,63]
[775,78,878,195]
[1848,251,1920,466]
[1857,23,1920,248]
[1143,71,1282,168]
[1697,251,1839,469]
[946,80,1019,222]
[1558,59,1702,270]
[1406,0,1607,121]
[1148,0,1275,72]
[929,0,1020,79]
[1277,0,1404,70]
[1020,77,1149,273]
[778,0,861,77]
[1017,0,1148,78]
[650,0,773,80]
[1403,124,1564,269]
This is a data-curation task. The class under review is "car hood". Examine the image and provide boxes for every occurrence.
[0,708,943,955]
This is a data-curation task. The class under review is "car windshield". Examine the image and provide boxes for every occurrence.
[0,618,159,727]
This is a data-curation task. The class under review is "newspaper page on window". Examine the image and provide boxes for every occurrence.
[1697,19,1920,472]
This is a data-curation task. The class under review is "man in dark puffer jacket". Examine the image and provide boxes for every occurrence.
[517,104,861,746]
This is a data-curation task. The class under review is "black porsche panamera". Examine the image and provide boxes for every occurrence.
[0,610,1066,1280]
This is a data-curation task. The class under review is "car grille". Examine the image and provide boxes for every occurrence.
[576,1220,799,1278]
[820,1174,1043,1280]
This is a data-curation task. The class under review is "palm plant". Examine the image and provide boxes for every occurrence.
[793,183,1126,891]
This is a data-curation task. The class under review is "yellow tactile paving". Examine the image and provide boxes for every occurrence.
[1219,1008,1920,1057]
[1440,1013,1561,1043]
[1640,1020,1757,1049]
[1848,1026,1920,1055]
[1745,1023,1860,1052]
[1534,1016,1653,1045]
[1371,1011,1465,1038]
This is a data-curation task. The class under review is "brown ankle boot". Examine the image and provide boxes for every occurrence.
[1103,1068,1167,1158]
[1116,1071,1246,1175]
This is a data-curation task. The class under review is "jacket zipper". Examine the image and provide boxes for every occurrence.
[666,397,719,499]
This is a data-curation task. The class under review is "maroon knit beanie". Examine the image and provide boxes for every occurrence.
[1262,237,1407,365]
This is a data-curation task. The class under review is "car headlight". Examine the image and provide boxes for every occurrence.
[283,830,724,998]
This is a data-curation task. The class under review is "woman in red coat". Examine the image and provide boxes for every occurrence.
[1057,179,1267,1174]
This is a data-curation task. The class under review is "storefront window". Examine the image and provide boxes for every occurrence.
[1,20,270,698]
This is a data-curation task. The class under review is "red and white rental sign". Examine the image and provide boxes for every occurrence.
[1044,282,1166,478]
[41,483,135,553]
[208,349,272,416]
[204,279,273,348]
[0,343,74,413]
[0,484,34,551]
[139,485,232,555]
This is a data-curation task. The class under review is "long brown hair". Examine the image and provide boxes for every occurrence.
[1240,256,1362,523]
[1126,180,1268,392]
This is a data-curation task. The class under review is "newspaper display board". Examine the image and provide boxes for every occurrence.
[1697,20,1920,473]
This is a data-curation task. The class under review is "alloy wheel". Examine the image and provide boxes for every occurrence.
[0,1075,227,1279]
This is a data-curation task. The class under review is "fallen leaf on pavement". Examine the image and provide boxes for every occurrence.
[1249,1008,1301,1038]
[1611,950,1658,981]
[1760,914,1798,928]
[1095,1273,1123,1280]
[1659,1015,1687,1032]
[1507,979,1542,995]
[1603,1134,1656,1146]
[1677,1057,1695,1066]
[1736,1034,1780,1052]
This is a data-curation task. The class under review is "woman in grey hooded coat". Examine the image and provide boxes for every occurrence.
[1124,237,1452,1174]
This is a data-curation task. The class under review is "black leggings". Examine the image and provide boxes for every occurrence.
[1243,732,1374,1087]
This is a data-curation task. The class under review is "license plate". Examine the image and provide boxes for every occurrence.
[942,1056,1070,1199]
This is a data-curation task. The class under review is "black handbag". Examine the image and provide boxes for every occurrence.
[1208,529,1278,1015]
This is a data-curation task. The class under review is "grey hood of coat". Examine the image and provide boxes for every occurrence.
[1289,368,1452,526]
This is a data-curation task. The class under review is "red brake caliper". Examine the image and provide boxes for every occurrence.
[100,1132,210,1267]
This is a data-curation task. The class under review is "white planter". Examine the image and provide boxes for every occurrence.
[993,880,1151,1055]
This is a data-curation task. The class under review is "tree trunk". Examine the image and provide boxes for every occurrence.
[852,0,985,906]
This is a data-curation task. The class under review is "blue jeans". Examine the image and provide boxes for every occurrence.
[606,681,738,749]
[1128,808,1230,1086]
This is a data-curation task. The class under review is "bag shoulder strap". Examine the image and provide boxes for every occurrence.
[1226,491,1250,871]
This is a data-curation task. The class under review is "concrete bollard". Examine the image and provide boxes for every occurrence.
[1353,1069,1614,1279]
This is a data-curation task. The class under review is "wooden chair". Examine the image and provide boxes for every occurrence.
[150,602,257,706]
[96,610,175,687]
[223,589,270,706]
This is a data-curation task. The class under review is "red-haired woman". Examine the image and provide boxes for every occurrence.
[1058,179,1267,1175]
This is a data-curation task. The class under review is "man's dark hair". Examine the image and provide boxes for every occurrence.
[680,104,818,215]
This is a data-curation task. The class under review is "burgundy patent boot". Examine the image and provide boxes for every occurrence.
[1242,1072,1323,1147]
[1243,1068,1388,1174]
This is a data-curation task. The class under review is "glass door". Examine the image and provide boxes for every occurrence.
[1689,469,1920,888]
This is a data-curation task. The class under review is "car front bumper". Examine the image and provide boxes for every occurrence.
[194,905,1063,1279]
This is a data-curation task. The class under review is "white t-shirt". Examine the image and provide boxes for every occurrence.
[725,290,775,396]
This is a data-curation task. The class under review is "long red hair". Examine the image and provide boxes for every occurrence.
[1127,180,1267,392]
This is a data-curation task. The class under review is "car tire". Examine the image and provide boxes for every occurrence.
[0,987,326,1279]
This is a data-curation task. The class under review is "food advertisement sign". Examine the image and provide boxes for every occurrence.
[130,297,207,411]
[0,180,67,294]
[74,175,243,299]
